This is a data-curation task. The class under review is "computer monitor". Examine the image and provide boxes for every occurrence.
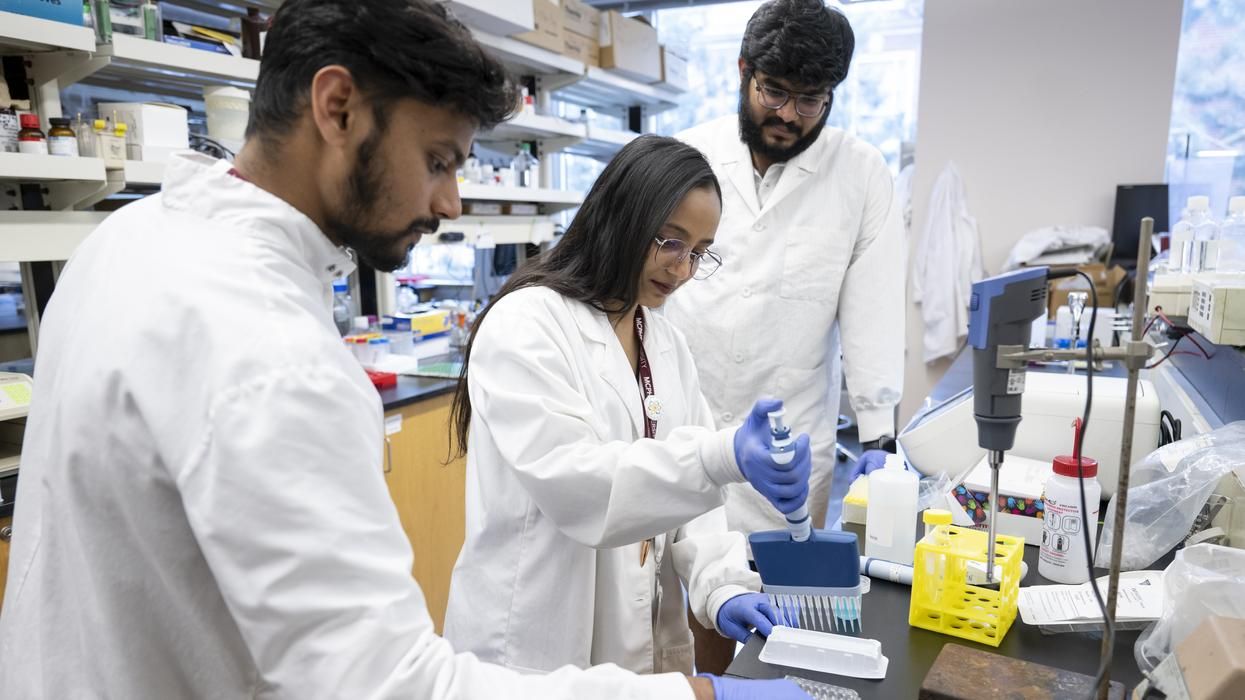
[1111,184,1168,267]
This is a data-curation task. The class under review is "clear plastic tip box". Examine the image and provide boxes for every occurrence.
[907,524,1023,646]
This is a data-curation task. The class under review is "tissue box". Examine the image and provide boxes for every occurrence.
[952,454,1051,546]
[97,102,190,163]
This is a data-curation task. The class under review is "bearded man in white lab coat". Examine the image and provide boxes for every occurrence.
[667,0,906,539]
[0,2,804,699]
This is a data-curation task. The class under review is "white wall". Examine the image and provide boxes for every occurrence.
[900,0,1184,422]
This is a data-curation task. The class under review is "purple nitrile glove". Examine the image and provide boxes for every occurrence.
[716,592,779,644]
[699,675,814,700]
[733,399,812,515]
[848,449,890,482]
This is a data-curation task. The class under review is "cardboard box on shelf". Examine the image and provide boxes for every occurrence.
[561,0,600,39]
[657,47,689,91]
[512,0,563,54]
[445,0,534,36]
[1045,263,1128,318]
[562,31,599,67]
[598,11,660,83]
[97,102,190,163]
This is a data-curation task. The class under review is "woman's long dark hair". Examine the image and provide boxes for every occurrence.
[449,135,722,458]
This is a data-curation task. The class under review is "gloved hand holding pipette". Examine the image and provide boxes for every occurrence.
[699,675,814,700]
[734,399,812,515]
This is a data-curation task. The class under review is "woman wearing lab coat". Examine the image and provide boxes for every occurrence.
[443,136,813,679]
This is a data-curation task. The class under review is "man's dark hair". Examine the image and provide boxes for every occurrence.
[450,136,722,458]
[740,0,855,90]
[246,0,517,140]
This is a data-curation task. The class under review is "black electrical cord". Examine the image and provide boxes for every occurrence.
[1071,270,1114,698]
[1159,410,1182,446]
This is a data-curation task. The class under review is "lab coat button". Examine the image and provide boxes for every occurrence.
[742,287,751,298]
[753,222,765,231]
[722,412,734,422]
[734,352,744,363]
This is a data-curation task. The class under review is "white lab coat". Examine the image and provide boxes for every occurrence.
[0,153,695,700]
[444,286,759,675]
[911,161,985,363]
[666,115,907,533]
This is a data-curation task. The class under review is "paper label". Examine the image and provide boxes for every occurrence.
[1006,369,1026,395]
[384,414,402,436]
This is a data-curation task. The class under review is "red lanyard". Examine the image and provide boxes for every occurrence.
[634,309,657,440]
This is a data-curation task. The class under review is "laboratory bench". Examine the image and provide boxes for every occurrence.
[726,523,1163,697]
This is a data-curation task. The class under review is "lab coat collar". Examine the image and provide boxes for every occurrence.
[720,136,761,218]
[568,300,673,355]
[568,300,673,439]
[161,152,357,284]
[719,124,841,220]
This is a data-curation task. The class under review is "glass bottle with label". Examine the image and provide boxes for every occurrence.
[17,114,47,155]
[48,118,79,157]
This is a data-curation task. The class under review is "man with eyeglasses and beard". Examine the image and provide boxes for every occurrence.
[666,1,906,668]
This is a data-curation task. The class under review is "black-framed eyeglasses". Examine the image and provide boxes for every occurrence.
[754,78,830,118]
[652,237,722,280]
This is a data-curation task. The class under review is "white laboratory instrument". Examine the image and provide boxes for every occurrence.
[1188,275,1245,346]
[899,372,1160,498]
[1150,272,1194,318]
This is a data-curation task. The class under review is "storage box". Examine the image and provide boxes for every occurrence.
[97,102,190,163]
[561,0,600,38]
[444,0,533,36]
[561,31,599,67]
[0,0,83,26]
[657,46,689,90]
[952,454,1051,546]
[1045,263,1127,319]
[512,0,562,54]
[598,11,660,83]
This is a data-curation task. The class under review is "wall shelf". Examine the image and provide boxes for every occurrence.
[471,29,583,78]
[0,211,109,262]
[555,67,683,113]
[103,34,258,84]
[480,112,586,153]
[0,154,106,183]
[566,125,638,160]
[458,184,582,214]
[0,11,96,54]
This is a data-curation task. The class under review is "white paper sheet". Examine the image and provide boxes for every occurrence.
[1018,570,1165,625]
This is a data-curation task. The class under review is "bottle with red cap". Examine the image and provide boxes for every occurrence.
[1038,418,1101,584]
[17,114,47,155]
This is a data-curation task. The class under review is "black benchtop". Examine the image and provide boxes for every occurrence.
[727,523,1163,697]
[378,375,459,412]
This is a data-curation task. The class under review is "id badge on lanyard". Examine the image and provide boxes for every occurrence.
[635,309,663,567]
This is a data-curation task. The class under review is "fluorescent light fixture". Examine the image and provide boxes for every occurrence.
[1195,149,1240,158]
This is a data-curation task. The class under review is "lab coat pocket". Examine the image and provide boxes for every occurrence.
[656,642,694,675]
[778,228,849,304]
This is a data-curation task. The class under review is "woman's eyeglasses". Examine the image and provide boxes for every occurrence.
[652,237,722,280]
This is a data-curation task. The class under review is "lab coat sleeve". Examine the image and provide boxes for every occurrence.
[670,508,760,633]
[470,295,744,549]
[177,363,694,700]
[838,152,907,443]
[669,388,762,633]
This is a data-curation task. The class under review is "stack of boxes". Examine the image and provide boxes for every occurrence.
[506,1,689,91]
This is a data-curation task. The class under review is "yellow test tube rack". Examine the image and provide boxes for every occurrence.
[908,524,1023,647]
